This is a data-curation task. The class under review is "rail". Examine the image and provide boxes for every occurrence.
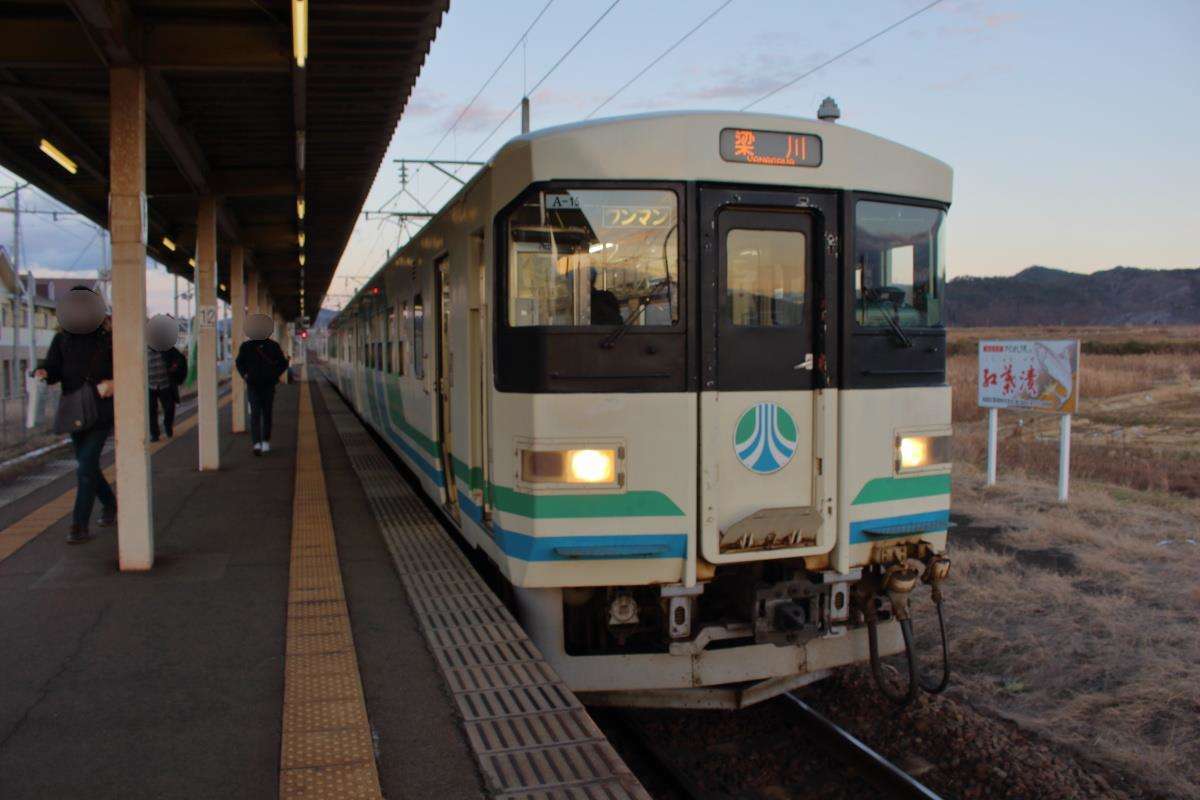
[600,692,945,799]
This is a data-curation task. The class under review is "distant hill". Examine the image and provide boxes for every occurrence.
[947,266,1200,327]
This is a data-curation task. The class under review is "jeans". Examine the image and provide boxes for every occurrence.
[149,388,176,439]
[72,423,115,529]
[247,383,276,444]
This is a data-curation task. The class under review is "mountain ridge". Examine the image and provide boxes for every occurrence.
[946,265,1200,326]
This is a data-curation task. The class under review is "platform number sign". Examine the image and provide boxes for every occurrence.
[198,305,218,330]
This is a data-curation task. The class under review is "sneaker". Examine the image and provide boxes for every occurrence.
[253,442,262,456]
[66,525,93,545]
[260,442,271,454]
[150,435,160,443]
[99,506,117,527]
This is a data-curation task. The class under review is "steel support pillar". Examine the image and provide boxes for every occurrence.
[109,65,153,570]
[230,246,246,433]
[196,196,219,470]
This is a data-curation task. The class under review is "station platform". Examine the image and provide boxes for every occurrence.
[0,377,647,799]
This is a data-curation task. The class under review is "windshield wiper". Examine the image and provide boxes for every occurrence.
[599,223,677,350]
[863,287,913,348]
[599,277,673,349]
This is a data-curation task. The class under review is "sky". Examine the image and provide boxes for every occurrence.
[3,0,1198,314]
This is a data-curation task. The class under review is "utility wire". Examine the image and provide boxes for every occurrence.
[586,0,735,119]
[389,0,557,209]
[741,0,947,111]
[424,0,625,207]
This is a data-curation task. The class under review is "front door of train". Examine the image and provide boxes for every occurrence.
[698,187,837,564]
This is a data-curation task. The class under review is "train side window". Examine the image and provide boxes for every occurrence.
[397,301,407,376]
[413,294,424,379]
[725,228,806,327]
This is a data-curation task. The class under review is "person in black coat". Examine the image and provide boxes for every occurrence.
[236,313,289,455]
[35,286,115,544]
[145,314,187,442]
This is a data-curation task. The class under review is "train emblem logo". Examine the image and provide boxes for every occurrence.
[733,403,797,474]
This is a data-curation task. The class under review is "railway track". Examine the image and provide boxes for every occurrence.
[595,691,944,800]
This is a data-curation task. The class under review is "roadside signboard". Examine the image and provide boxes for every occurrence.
[978,339,1081,502]
[978,339,1080,414]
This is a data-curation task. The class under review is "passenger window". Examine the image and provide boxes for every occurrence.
[725,228,806,327]
[413,294,424,379]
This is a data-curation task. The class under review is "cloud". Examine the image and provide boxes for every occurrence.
[439,98,515,133]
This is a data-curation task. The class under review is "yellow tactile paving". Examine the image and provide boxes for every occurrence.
[0,395,232,563]
[279,382,383,800]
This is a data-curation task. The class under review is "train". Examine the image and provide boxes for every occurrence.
[323,108,952,708]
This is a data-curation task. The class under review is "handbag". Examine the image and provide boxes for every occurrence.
[54,384,100,434]
[52,338,105,435]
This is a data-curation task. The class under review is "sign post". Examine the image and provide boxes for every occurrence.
[977,339,1080,501]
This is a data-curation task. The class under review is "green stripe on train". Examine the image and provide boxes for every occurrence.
[377,371,685,518]
[851,474,951,505]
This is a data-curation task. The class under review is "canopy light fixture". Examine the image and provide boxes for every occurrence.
[39,139,77,174]
[162,237,177,252]
[297,197,305,220]
[298,232,305,248]
[219,283,227,292]
[299,254,305,266]
[292,0,308,68]
[188,258,196,268]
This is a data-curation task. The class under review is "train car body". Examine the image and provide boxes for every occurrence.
[325,111,952,708]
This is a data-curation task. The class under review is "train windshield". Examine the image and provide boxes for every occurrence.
[507,188,679,327]
[854,201,946,329]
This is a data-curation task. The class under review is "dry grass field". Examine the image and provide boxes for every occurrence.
[938,326,1200,798]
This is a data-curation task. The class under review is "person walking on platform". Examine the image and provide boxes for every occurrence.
[145,314,187,442]
[236,313,289,455]
[35,286,115,544]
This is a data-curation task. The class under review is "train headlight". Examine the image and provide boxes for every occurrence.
[569,449,615,483]
[521,447,622,486]
[895,434,952,473]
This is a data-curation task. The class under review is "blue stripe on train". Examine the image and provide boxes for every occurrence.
[351,368,686,563]
[849,510,951,544]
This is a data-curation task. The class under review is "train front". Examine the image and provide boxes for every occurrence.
[491,112,952,708]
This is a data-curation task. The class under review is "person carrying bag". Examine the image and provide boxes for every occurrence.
[36,286,115,544]
[236,313,289,455]
[146,314,187,441]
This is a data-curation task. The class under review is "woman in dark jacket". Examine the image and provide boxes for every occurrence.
[236,313,289,455]
[35,286,115,544]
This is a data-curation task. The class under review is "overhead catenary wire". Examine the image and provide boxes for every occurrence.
[423,0,625,206]
[396,0,557,201]
[585,0,735,120]
[740,0,947,111]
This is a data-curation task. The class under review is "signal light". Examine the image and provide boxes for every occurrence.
[299,329,309,340]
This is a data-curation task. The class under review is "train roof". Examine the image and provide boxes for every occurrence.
[331,111,952,320]
[494,110,952,204]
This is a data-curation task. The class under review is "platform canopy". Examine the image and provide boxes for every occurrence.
[0,0,448,318]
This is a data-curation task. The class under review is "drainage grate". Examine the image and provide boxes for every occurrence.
[319,382,649,800]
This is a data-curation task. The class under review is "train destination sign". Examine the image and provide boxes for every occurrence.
[719,128,822,167]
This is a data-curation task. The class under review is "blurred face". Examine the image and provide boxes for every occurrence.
[146,315,178,351]
[246,313,274,340]
[57,288,106,334]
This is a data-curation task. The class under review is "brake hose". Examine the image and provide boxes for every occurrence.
[866,604,919,706]
[915,587,951,695]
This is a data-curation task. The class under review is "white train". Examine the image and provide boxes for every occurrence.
[325,110,952,708]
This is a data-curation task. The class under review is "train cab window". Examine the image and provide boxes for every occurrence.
[726,228,806,327]
[413,294,424,379]
[505,189,679,328]
[854,201,945,329]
